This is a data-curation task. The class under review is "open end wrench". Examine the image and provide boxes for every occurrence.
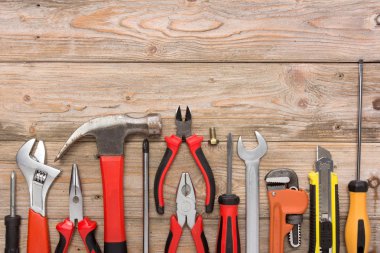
[237,131,267,253]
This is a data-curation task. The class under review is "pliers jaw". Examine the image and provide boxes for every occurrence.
[175,106,192,142]
[69,164,84,224]
[176,173,196,229]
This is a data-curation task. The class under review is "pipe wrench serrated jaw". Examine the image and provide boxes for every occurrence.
[16,139,61,216]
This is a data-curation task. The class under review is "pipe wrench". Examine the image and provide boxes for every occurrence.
[265,169,308,253]
[16,139,61,253]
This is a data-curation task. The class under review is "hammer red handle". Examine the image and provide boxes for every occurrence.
[100,156,127,253]
[27,208,50,253]
[186,135,216,213]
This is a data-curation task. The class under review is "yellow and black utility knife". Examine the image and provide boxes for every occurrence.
[309,146,339,253]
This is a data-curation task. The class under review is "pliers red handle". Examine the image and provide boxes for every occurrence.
[165,215,209,253]
[154,106,216,214]
[55,164,101,253]
[164,173,209,253]
[56,217,100,253]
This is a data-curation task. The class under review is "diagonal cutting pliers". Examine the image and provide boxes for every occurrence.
[165,173,209,253]
[55,164,101,253]
[154,106,216,214]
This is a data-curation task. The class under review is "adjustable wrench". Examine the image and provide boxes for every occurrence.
[16,139,61,253]
[237,131,267,253]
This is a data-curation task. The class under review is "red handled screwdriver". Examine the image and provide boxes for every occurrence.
[217,133,241,253]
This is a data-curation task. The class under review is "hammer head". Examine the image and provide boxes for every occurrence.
[55,113,162,160]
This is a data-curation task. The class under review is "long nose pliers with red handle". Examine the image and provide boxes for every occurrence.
[55,164,101,253]
[165,173,209,253]
[154,106,216,214]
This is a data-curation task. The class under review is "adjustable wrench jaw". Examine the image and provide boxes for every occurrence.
[16,139,61,216]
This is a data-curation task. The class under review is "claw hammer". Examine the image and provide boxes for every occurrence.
[55,114,162,252]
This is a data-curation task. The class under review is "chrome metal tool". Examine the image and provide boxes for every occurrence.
[237,131,267,253]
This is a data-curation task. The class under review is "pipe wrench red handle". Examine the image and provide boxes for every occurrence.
[154,135,182,214]
[267,189,308,253]
[27,208,50,253]
[186,135,216,213]
[100,156,127,253]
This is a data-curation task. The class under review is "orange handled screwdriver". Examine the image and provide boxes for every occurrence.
[345,60,371,253]
[216,133,240,253]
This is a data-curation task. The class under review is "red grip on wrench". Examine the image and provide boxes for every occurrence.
[186,135,216,213]
[100,156,126,245]
[28,208,50,253]
[154,135,182,214]
[55,218,75,253]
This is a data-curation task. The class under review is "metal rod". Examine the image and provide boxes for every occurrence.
[143,139,149,253]
[357,60,363,180]
[227,133,233,194]
[10,171,16,217]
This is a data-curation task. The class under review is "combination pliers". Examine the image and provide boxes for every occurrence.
[165,173,209,253]
[154,106,216,214]
[55,164,101,253]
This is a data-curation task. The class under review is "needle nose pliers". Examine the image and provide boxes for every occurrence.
[165,173,209,253]
[154,106,216,214]
[55,164,101,253]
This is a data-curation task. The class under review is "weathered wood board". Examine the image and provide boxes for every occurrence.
[0,63,379,252]
[1,1,380,62]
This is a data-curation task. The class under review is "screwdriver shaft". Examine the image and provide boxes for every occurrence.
[227,133,233,194]
[10,171,15,217]
[143,139,149,253]
[357,60,363,180]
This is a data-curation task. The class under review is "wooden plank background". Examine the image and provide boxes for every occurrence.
[0,1,379,253]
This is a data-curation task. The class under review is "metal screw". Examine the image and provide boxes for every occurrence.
[208,127,219,145]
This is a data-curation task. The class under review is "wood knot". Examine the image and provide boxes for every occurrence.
[23,94,31,102]
[298,98,308,109]
[336,72,344,79]
[29,124,36,134]
[125,96,131,101]
[334,123,342,131]
[372,98,380,110]
[147,45,157,55]
[36,3,40,7]
[368,176,380,189]
[376,15,380,25]
[94,194,102,200]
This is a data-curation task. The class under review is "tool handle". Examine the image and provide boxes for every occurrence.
[55,218,75,253]
[100,156,127,253]
[187,135,216,213]
[27,208,50,253]
[216,194,240,253]
[5,214,21,253]
[78,217,101,253]
[191,216,209,253]
[165,215,183,253]
[154,135,182,214]
[345,180,371,253]
[309,172,340,253]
